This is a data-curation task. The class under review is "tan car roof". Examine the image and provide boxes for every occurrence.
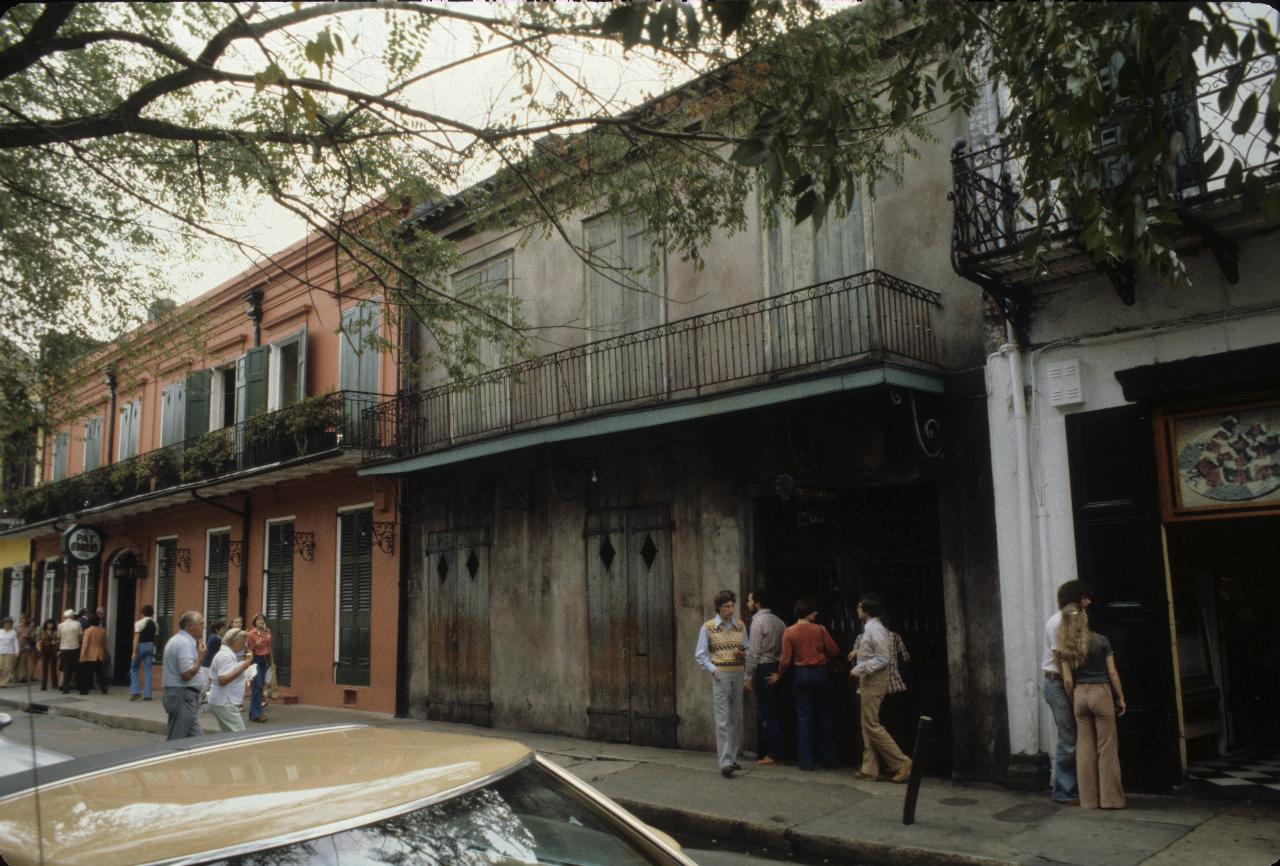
[0,725,532,866]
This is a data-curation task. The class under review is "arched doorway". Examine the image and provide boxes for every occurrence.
[106,549,141,684]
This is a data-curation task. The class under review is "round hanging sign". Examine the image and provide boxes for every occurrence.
[61,524,103,562]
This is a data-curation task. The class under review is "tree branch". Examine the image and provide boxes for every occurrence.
[0,2,76,80]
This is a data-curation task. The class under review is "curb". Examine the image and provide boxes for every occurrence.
[0,694,172,736]
[616,798,1017,866]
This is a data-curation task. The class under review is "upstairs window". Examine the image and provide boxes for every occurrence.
[118,399,141,460]
[51,432,69,481]
[160,383,186,446]
[765,192,867,297]
[268,327,308,411]
[584,212,662,339]
[83,416,103,472]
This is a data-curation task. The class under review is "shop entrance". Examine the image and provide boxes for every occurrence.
[1166,516,1280,799]
[753,483,952,774]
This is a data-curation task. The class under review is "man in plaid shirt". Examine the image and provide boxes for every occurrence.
[850,594,912,783]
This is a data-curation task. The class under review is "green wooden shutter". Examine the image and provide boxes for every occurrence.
[185,370,211,439]
[265,522,294,687]
[336,509,372,686]
[207,532,229,622]
[244,346,270,418]
[155,540,176,653]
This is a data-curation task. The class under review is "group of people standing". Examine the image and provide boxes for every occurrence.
[1043,580,1127,810]
[697,588,913,782]
[0,608,110,694]
[151,609,276,740]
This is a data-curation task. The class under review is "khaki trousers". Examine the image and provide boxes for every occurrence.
[1073,682,1125,809]
[859,670,910,777]
[0,654,13,686]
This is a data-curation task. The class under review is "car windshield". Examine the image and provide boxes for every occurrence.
[201,760,666,866]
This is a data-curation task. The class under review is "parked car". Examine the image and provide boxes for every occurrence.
[0,723,696,866]
[0,712,71,778]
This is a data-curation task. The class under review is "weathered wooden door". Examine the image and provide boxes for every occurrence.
[586,505,677,747]
[425,527,492,726]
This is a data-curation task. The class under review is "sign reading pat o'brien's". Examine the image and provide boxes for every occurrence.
[60,524,103,562]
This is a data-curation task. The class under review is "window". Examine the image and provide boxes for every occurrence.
[74,564,92,612]
[339,301,380,394]
[336,508,373,686]
[208,365,236,430]
[160,382,186,446]
[155,538,177,653]
[83,417,103,472]
[51,432,69,481]
[268,328,308,411]
[450,256,512,437]
[38,562,57,623]
[118,399,141,460]
[584,213,663,405]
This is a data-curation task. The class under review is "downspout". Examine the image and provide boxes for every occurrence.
[105,367,118,466]
[394,477,410,718]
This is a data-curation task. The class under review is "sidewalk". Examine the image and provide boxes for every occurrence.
[2,688,1277,866]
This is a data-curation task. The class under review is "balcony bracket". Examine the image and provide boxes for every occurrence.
[290,530,316,562]
[889,390,942,459]
[174,548,191,573]
[227,540,244,568]
[372,521,396,555]
[1103,262,1137,306]
[1177,209,1240,285]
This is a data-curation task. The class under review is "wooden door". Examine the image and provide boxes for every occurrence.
[1066,405,1182,789]
[586,505,677,747]
[425,527,492,726]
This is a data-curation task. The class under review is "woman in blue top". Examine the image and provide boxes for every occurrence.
[1056,602,1127,809]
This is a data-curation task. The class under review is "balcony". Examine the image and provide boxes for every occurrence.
[0,391,385,533]
[362,269,940,467]
[950,56,1279,301]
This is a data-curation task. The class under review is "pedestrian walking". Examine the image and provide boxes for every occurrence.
[56,610,82,694]
[849,594,912,783]
[1057,602,1127,810]
[37,619,58,691]
[1042,580,1093,804]
[94,606,110,685]
[744,587,786,765]
[77,615,109,694]
[16,615,35,683]
[161,610,206,740]
[200,619,226,704]
[694,590,748,777]
[0,618,18,686]
[770,598,839,771]
[208,628,255,732]
[130,604,157,701]
[246,614,274,723]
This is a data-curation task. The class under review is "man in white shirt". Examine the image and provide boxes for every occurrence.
[208,628,255,732]
[56,610,82,694]
[1043,580,1093,804]
[744,588,786,765]
[851,594,912,783]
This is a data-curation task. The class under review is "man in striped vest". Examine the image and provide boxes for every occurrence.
[694,589,750,777]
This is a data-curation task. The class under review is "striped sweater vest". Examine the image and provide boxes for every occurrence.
[704,619,745,672]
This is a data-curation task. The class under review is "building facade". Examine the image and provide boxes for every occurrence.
[952,52,1280,790]
[0,234,400,713]
[362,107,1011,779]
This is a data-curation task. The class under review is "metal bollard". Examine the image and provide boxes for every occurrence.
[901,714,933,825]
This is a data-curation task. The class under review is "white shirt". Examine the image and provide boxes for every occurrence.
[851,617,891,677]
[0,629,17,654]
[1043,610,1062,674]
[208,645,250,706]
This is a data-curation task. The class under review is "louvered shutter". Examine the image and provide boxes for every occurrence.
[206,532,229,622]
[185,370,211,439]
[265,522,294,686]
[155,540,176,653]
[336,509,372,685]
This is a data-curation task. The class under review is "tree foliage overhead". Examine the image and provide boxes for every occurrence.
[0,1,1275,453]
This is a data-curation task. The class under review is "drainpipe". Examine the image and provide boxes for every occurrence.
[394,477,410,718]
[242,289,264,348]
[104,367,117,466]
[1005,316,1042,759]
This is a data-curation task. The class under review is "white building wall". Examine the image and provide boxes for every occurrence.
[986,232,1280,759]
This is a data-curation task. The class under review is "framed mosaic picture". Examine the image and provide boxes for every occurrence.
[1156,398,1280,520]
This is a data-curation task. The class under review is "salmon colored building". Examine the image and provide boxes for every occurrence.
[0,233,401,714]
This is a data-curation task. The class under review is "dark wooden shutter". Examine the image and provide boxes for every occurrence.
[1,568,11,618]
[207,532,229,623]
[626,506,677,748]
[586,510,630,742]
[155,540,177,653]
[244,346,270,418]
[1065,405,1181,790]
[185,370,211,439]
[265,522,294,687]
[337,509,372,686]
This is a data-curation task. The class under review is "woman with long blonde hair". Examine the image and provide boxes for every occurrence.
[1056,603,1127,809]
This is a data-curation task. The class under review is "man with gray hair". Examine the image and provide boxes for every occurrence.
[162,610,206,740]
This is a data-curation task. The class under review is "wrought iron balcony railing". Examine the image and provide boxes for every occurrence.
[950,56,1279,286]
[2,390,384,527]
[363,269,940,461]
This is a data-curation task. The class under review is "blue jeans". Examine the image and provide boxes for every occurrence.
[250,656,269,720]
[1044,676,1078,801]
[792,665,837,770]
[130,642,154,699]
[753,662,785,760]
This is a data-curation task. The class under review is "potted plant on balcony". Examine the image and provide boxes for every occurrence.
[283,394,340,455]
[135,448,182,492]
[108,458,141,500]
[181,430,235,483]
[243,409,289,467]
